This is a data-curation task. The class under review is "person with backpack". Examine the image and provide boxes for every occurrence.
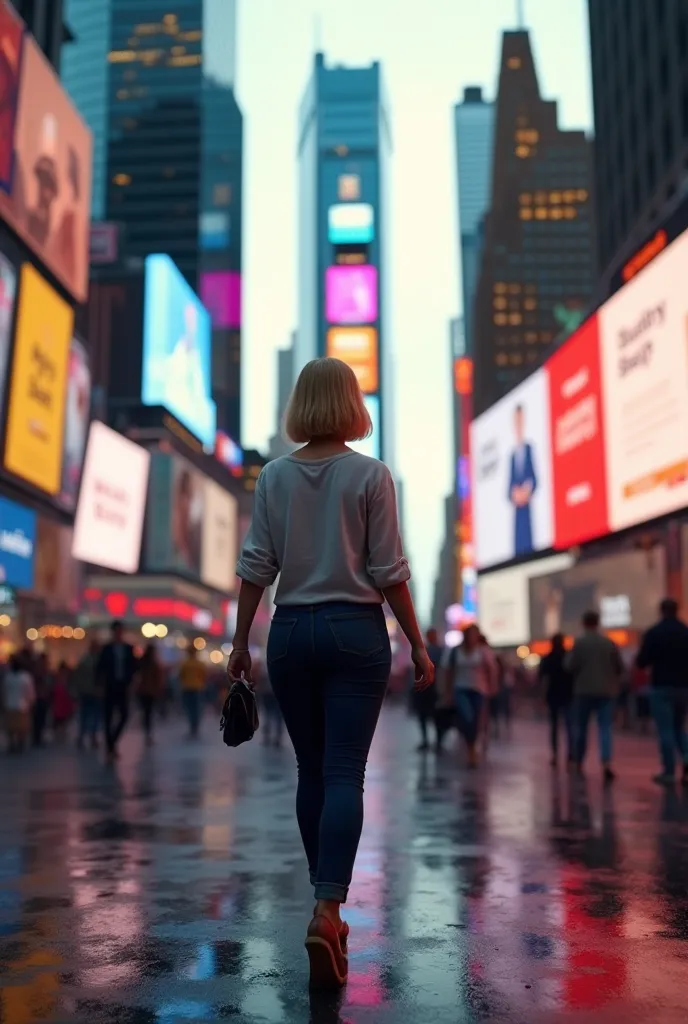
[440,624,498,767]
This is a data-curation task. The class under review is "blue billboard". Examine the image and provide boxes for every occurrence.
[328,203,375,245]
[0,497,36,590]
[142,255,217,447]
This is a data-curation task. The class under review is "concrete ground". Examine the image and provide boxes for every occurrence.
[0,705,687,1023]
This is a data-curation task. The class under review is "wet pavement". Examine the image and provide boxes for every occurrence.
[0,707,687,1024]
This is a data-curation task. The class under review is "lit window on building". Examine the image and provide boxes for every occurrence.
[516,145,530,158]
[494,297,507,309]
[563,190,576,203]
[507,57,522,69]
[109,50,137,62]
[113,173,132,186]
[494,282,507,294]
[576,189,588,202]
[334,145,349,157]
[550,208,563,220]
[549,191,562,204]
[494,313,508,326]
[508,284,521,295]
[519,193,532,205]
[520,207,533,220]
[509,313,522,325]
[524,298,537,311]
[563,207,577,219]
[535,207,547,220]
[496,353,508,366]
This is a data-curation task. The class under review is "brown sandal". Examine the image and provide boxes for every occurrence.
[305,915,348,988]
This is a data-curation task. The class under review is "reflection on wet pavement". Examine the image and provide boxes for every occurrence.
[0,707,687,1022]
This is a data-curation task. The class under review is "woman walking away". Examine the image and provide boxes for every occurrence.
[440,625,496,768]
[227,358,433,990]
[539,633,574,767]
[137,644,165,746]
[3,655,35,753]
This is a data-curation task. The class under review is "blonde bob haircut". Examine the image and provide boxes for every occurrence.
[284,357,372,444]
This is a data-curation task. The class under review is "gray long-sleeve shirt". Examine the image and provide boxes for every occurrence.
[236,451,411,606]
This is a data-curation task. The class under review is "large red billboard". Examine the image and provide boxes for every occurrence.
[549,315,609,548]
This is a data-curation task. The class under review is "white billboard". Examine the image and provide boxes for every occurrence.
[201,479,238,593]
[600,229,688,532]
[478,553,574,648]
[72,422,150,574]
[471,368,554,570]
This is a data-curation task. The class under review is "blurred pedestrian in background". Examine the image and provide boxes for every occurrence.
[179,643,206,739]
[137,643,165,746]
[31,652,52,748]
[3,654,35,754]
[539,633,574,767]
[74,640,102,749]
[568,610,623,781]
[636,598,688,786]
[51,661,75,743]
[412,627,443,751]
[253,646,284,748]
[98,620,138,762]
[441,624,497,768]
[491,654,515,740]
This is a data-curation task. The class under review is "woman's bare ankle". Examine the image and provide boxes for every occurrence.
[314,899,342,926]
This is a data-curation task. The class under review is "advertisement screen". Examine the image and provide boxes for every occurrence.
[4,263,73,495]
[0,37,93,303]
[326,265,378,325]
[201,479,237,593]
[0,495,35,589]
[529,546,666,639]
[0,249,16,412]
[599,229,688,532]
[34,518,80,613]
[326,327,378,394]
[477,553,574,648]
[472,369,554,570]
[59,337,91,510]
[0,1,23,193]
[200,270,241,329]
[549,315,608,548]
[349,394,380,461]
[72,422,150,574]
[142,254,216,447]
[145,451,206,580]
[328,203,374,245]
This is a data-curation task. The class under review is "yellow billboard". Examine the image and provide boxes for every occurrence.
[326,327,378,394]
[4,263,73,494]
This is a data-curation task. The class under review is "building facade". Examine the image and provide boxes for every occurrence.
[454,86,495,357]
[12,0,71,69]
[472,30,597,416]
[62,0,243,438]
[297,53,393,466]
[588,0,688,282]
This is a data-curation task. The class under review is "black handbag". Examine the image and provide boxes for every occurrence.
[220,680,260,747]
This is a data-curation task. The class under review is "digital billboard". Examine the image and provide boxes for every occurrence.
[349,395,380,461]
[200,270,241,329]
[599,228,688,533]
[0,249,17,414]
[0,36,93,302]
[326,265,377,325]
[59,337,91,510]
[472,369,554,570]
[328,203,374,245]
[0,1,23,193]
[201,479,238,593]
[145,451,205,580]
[0,495,35,590]
[548,315,608,548]
[72,422,150,574]
[4,263,73,495]
[326,327,378,393]
[142,254,216,448]
[477,553,573,648]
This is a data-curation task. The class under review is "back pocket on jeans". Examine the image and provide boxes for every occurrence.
[326,612,384,656]
[267,618,297,662]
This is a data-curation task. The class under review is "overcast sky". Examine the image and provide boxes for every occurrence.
[236,0,593,621]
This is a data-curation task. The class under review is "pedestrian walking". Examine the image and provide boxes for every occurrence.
[227,357,432,989]
[253,648,284,748]
[136,644,165,746]
[440,624,496,767]
[51,661,75,742]
[3,655,35,753]
[411,628,443,751]
[74,640,102,749]
[179,644,206,739]
[636,598,688,786]
[98,620,138,762]
[539,633,574,767]
[31,652,52,747]
[568,610,623,781]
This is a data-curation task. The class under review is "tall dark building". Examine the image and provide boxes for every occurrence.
[587,0,688,281]
[472,30,597,416]
[62,0,243,438]
[11,0,72,69]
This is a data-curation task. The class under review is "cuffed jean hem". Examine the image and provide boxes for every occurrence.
[314,882,348,903]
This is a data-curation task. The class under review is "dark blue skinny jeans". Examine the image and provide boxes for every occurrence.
[267,602,391,903]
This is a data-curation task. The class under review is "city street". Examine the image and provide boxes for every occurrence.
[0,708,687,1023]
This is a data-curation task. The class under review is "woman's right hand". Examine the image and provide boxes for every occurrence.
[411,645,434,691]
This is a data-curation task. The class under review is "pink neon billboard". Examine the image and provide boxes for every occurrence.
[200,270,241,329]
[326,265,378,325]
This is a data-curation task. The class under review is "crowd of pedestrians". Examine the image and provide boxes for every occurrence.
[0,620,222,758]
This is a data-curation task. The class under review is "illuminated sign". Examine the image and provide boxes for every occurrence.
[328,203,374,245]
[337,174,360,201]
[622,229,667,284]
[454,357,473,396]
[82,588,224,635]
[326,265,378,325]
[326,327,378,394]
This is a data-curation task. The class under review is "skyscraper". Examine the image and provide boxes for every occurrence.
[472,30,596,416]
[62,0,243,438]
[297,53,392,466]
[588,0,688,281]
[454,86,495,356]
[12,0,72,69]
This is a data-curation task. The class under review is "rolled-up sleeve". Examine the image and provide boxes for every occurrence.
[366,467,411,589]
[236,470,280,588]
